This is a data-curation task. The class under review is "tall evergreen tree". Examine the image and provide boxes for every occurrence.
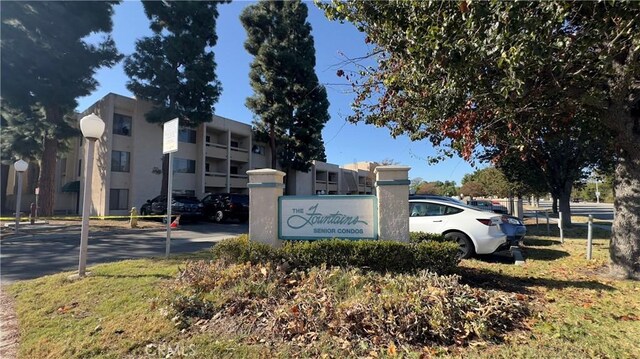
[1,1,121,216]
[124,0,227,195]
[1,105,78,214]
[241,0,330,181]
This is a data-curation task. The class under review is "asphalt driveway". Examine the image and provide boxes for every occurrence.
[0,222,248,283]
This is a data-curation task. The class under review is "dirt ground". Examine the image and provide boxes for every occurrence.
[0,288,18,359]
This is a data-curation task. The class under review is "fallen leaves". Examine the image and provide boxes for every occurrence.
[170,260,530,355]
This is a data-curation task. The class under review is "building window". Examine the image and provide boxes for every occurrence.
[178,128,197,143]
[111,151,130,172]
[230,140,239,148]
[109,189,129,210]
[205,163,210,172]
[230,166,239,175]
[206,135,211,143]
[174,158,196,173]
[113,113,132,136]
[252,145,265,154]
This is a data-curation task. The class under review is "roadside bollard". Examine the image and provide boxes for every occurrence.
[587,215,593,260]
[558,211,564,244]
[30,202,36,224]
[545,211,550,236]
[130,207,138,228]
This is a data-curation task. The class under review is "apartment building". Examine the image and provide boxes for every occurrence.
[4,93,378,216]
[287,160,375,196]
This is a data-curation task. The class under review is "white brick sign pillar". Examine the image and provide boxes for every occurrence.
[247,169,286,248]
[374,166,411,242]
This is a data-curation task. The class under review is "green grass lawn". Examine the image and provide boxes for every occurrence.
[7,226,640,358]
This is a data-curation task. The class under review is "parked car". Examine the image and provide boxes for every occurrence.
[409,198,507,259]
[140,195,203,221]
[467,199,509,214]
[201,193,249,223]
[498,214,527,247]
[410,195,526,246]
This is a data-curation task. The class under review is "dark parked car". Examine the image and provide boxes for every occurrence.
[467,199,509,214]
[140,195,203,221]
[201,193,249,223]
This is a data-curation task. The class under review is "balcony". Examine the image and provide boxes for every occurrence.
[230,147,249,162]
[205,172,226,188]
[206,143,226,159]
[230,174,248,188]
[315,182,328,192]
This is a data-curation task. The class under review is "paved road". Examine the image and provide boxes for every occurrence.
[0,222,248,283]
[527,201,614,221]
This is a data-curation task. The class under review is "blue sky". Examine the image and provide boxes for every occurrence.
[77,1,481,184]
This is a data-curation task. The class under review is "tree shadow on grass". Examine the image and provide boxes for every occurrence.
[521,247,571,261]
[523,238,562,247]
[456,267,616,295]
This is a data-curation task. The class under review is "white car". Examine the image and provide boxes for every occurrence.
[409,199,507,258]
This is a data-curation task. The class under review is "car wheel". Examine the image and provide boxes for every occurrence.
[214,210,224,223]
[444,231,475,259]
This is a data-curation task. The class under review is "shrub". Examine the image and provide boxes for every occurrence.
[212,237,459,274]
[410,231,447,243]
[413,240,461,274]
[211,234,277,264]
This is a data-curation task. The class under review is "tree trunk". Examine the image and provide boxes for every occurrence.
[269,127,277,170]
[161,153,169,196]
[551,193,558,214]
[284,167,295,195]
[558,186,572,227]
[610,154,640,280]
[38,136,58,216]
[0,163,9,214]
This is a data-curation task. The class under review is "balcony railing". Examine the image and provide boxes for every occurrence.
[230,174,248,188]
[230,147,249,162]
[205,171,226,188]
[205,143,227,159]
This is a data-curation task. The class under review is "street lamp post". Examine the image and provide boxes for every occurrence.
[13,159,28,234]
[77,114,105,277]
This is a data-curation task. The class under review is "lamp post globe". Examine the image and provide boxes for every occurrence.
[80,113,105,139]
[76,113,104,278]
[14,159,28,172]
[13,159,28,234]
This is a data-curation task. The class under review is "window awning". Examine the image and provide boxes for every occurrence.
[61,181,80,193]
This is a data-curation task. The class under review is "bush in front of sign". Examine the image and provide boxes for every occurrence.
[211,234,277,265]
[413,241,461,274]
[281,239,459,274]
[409,232,448,243]
[211,237,459,274]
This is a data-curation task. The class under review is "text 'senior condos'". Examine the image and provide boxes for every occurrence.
[4,93,376,216]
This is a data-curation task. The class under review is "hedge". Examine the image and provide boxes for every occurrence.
[212,235,459,274]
